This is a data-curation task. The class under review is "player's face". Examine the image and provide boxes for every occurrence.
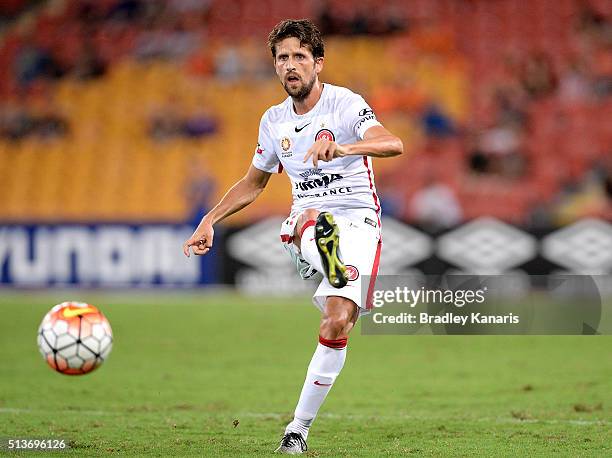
[274,37,323,101]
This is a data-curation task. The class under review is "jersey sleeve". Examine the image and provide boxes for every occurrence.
[341,93,382,140]
[252,112,282,174]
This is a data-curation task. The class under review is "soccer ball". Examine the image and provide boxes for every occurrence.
[37,302,113,375]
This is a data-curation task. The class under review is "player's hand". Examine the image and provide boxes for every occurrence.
[183,220,214,257]
[303,139,347,167]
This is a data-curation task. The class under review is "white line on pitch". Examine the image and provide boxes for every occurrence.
[1,408,609,426]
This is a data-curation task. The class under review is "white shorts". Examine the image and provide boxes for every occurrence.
[280,208,382,314]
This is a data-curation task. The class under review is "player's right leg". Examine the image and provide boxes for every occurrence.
[294,209,348,289]
[314,212,348,288]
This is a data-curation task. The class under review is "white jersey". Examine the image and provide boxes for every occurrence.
[252,84,382,217]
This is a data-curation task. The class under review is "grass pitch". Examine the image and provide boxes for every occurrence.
[0,292,610,456]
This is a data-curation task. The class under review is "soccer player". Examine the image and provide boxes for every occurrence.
[183,19,403,454]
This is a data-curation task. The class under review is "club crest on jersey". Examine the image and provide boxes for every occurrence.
[315,129,335,142]
[345,265,359,281]
[280,136,291,151]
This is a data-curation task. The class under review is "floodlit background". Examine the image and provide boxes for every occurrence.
[0,0,610,289]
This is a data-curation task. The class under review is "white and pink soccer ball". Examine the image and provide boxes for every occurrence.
[37,302,113,375]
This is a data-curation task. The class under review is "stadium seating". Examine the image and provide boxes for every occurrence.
[0,0,609,224]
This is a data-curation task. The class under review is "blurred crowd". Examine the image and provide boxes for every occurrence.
[315,0,407,36]
[148,99,218,141]
[466,6,610,179]
[0,88,69,141]
[0,0,609,226]
[369,1,611,228]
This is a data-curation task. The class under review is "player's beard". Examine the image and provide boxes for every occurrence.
[283,73,316,102]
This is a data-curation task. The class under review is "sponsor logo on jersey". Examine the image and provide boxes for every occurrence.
[280,136,291,151]
[295,173,343,191]
[345,265,359,281]
[359,108,374,117]
[299,168,323,179]
[315,128,335,142]
[295,187,353,199]
[255,143,264,154]
[355,114,376,131]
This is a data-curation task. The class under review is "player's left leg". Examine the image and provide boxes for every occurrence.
[276,296,358,454]
[277,209,380,453]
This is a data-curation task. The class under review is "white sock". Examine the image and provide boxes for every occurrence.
[285,339,347,440]
[299,224,324,273]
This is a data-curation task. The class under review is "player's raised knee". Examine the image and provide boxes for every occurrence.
[294,209,321,248]
[298,208,320,226]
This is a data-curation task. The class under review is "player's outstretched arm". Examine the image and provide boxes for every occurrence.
[346,125,404,158]
[183,165,272,257]
[303,126,403,167]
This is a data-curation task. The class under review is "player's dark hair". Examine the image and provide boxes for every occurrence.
[268,19,324,60]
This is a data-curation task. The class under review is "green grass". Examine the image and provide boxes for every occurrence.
[0,292,610,456]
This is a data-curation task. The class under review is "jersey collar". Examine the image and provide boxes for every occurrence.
[290,83,327,119]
